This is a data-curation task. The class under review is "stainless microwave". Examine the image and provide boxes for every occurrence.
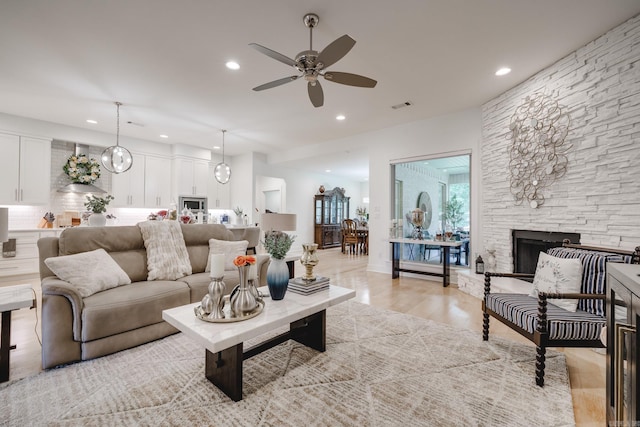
[179,196,207,213]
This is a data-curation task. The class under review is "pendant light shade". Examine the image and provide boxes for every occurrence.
[101,102,133,174]
[214,129,231,184]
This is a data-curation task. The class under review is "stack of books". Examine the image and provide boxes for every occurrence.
[288,276,330,295]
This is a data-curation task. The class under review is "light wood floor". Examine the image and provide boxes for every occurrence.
[2,248,603,425]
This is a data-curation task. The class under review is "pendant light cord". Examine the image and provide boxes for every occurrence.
[221,129,226,162]
[115,102,121,147]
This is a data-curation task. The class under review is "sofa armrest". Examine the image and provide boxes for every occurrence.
[256,254,270,286]
[41,277,84,341]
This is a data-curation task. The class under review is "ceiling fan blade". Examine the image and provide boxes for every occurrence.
[252,75,299,91]
[323,72,377,88]
[308,81,324,108]
[316,35,356,69]
[249,43,297,67]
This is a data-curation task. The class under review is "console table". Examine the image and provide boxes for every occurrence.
[1,284,35,382]
[389,238,463,287]
[606,263,640,425]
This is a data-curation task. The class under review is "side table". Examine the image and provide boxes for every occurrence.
[0,284,35,383]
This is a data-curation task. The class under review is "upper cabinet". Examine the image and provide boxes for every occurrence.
[174,158,209,197]
[111,152,145,207]
[0,133,51,205]
[144,155,172,208]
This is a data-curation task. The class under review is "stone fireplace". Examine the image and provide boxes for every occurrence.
[512,230,581,274]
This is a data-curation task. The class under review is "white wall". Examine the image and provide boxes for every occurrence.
[296,108,482,274]
[481,13,640,272]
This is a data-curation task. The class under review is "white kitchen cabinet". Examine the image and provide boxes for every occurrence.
[174,158,209,197]
[144,155,172,208]
[208,164,230,209]
[0,229,62,278]
[111,153,145,207]
[0,133,51,205]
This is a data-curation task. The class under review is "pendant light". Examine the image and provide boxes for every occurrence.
[214,129,231,184]
[101,102,133,174]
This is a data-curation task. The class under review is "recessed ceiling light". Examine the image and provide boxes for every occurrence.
[226,61,240,70]
[336,114,346,121]
[495,67,511,76]
[213,145,221,150]
[159,134,169,139]
[325,169,331,173]
[86,119,97,124]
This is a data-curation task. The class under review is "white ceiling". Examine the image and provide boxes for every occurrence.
[1,0,639,181]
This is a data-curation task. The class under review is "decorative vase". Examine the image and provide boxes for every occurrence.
[230,265,258,317]
[88,212,106,227]
[207,277,226,319]
[266,257,289,300]
[300,243,319,282]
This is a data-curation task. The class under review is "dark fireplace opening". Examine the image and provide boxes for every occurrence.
[512,230,581,274]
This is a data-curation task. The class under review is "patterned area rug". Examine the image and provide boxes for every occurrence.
[0,301,575,426]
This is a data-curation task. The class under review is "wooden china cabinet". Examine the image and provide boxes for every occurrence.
[314,187,350,249]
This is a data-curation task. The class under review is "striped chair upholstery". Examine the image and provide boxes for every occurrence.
[485,293,605,340]
[547,247,632,317]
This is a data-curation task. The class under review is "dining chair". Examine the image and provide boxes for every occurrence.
[342,219,359,254]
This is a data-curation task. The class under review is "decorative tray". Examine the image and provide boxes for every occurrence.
[194,300,264,323]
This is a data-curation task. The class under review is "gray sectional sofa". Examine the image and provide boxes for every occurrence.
[37,223,267,369]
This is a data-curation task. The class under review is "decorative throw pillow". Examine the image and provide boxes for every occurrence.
[44,248,131,297]
[138,221,192,281]
[205,239,249,272]
[529,252,583,312]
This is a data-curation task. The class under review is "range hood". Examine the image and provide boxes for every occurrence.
[57,143,106,194]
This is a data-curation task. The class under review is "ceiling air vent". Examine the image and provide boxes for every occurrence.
[391,101,412,110]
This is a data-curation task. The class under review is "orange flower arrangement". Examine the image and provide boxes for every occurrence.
[233,255,256,267]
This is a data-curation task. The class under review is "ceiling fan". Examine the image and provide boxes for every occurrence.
[249,13,377,108]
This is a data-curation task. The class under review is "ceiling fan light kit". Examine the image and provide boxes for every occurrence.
[250,13,377,107]
[101,102,133,174]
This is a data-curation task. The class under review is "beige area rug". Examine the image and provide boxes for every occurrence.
[0,301,575,426]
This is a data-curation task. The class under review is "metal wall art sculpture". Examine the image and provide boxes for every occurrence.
[507,93,571,208]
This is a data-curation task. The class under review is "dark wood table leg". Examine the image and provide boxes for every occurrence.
[442,246,451,287]
[1,311,12,383]
[290,310,326,352]
[205,344,243,402]
[391,242,400,279]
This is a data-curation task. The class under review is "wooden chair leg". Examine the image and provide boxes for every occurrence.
[482,313,490,341]
[536,346,546,387]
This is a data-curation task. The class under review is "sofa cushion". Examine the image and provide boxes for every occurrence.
[485,293,605,340]
[57,225,148,282]
[138,221,192,280]
[44,248,131,297]
[81,280,190,342]
[177,271,240,303]
[530,252,582,312]
[205,239,249,272]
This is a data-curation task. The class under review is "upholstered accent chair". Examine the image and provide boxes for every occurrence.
[482,242,640,387]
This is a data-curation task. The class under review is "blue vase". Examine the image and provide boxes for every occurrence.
[266,257,289,300]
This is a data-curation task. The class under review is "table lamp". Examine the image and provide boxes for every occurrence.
[260,213,297,233]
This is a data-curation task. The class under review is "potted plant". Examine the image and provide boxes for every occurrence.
[84,194,114,226]
[233,206,244,225]
[442,194,465,232]
[262,230,296,300]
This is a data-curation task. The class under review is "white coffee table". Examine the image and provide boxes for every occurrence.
[162,285,355,401]
[0,284,35,383]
